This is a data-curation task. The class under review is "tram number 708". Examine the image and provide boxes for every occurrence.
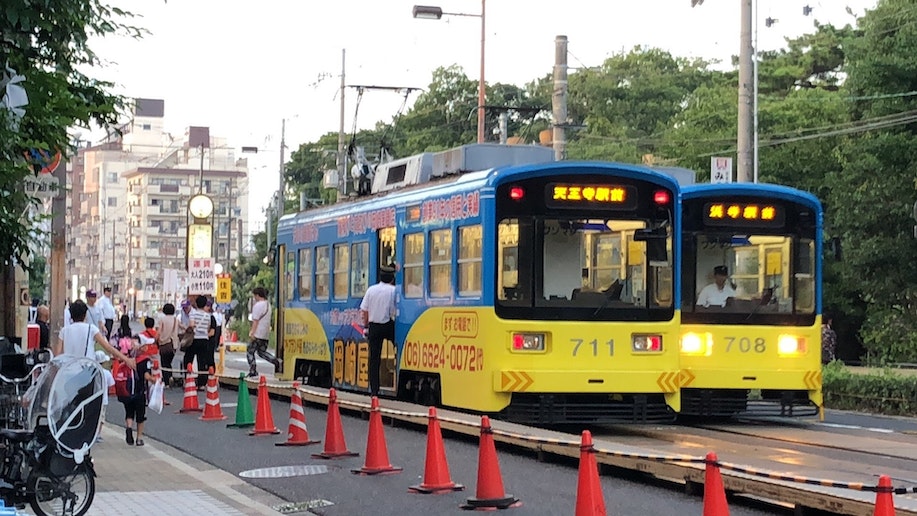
[724,336,766,353]
[571,339,614,357]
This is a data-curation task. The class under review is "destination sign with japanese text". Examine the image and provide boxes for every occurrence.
[703,202,785,227]
[545,184,637,209]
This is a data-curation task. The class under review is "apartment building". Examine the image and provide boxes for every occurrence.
[68,98,249,313]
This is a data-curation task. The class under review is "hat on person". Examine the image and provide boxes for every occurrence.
[86,289,97,298]
[713,265,728,276]
[181,299,191,308]
[94,350,110,364]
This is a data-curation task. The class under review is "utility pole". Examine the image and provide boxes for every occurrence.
[337,49,347,200]
[498,112,508,144]
[552,35,568,161]
[737,0,754,182]
[278,119,286,224]
[49,154,68,335]
[227,177,233,263]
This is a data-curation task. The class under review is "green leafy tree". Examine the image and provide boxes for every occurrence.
[829,0,917,362]
[1,1,140,267]
[396,65,481,152]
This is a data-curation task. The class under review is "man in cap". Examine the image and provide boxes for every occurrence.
[98,286,117,339]
[85,290,105,333]
[697,265,736,308]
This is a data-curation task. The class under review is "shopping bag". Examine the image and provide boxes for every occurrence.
[148,380,164,414]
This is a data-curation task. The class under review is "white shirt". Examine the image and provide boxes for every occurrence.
[101,368,115,405]
[64,306,72,327]
[58,322,99,359]
[98,295,116,320]
[190,308,211,340]
[360,282,396,324]
[85,303,103,329]
[697,282,737,307]
[251,300,271,340]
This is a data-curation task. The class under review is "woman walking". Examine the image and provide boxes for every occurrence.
[155,303,179,387]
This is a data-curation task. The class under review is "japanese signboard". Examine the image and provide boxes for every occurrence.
[710,157,733,184]
[188,257,216,296]
[216,273,232,304]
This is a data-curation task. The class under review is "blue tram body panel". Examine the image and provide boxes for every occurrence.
[276,160,683,424]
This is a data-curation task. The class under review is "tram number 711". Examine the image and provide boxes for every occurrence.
[571,339,614,357]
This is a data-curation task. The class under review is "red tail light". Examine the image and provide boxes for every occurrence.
[509,187,525,201]
[653,190,671,206]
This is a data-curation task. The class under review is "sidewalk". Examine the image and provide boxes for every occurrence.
[87,424,285,515]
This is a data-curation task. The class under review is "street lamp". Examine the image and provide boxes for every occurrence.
[413,1,487,144]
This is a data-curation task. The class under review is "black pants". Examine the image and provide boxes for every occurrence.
[367,321,394,396]
[247,338,280,376]
[104,319,114,340]
[183,338,211,388]
[160,349,175,385]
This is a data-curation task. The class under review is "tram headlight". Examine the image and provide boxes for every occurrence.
[680,332,712,356]
[777,334,806,356]
[511,333,545,352]
[632,334,662,352]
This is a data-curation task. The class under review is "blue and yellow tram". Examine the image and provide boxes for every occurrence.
[678,183,823,417]
[275,159,683,424]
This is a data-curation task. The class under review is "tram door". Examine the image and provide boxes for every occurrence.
[276,244,289,373]
[377,227,398,394]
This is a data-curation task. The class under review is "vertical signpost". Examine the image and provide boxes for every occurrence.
[216,273,232,304]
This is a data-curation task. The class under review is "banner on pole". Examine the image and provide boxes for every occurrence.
[710,157,733,184]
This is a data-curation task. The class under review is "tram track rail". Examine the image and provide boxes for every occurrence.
[220,375,917,515]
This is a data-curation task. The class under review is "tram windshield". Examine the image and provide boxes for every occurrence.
[683,233,816,320]
[497,217,673,320]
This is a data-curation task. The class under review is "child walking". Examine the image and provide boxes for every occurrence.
[95,351,115,443]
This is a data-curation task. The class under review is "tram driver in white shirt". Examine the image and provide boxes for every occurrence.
[696,265,737,308]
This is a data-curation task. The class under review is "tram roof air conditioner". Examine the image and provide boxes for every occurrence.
[431,144,555,178]
[371,153,434,194]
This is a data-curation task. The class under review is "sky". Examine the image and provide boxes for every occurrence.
[87,0,877,233]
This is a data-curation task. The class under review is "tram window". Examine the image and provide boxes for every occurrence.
[794,238,815,313]
[315,245,330,300]
[298,248,312,299]
[430,229,453,297]
[285,251,295,302]
[378,227,396,270]
[498,220,520,301]
[403,233,424,298]
[351,241,369,297]
[458,225,482,296]
[333,243,350,300]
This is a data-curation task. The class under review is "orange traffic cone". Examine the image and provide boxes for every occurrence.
[352,397,402,475]
[178,364,202,413]
[460,416,520,510]
[276,382,320,446]
[702,452,729,516]
[200,367,227,421]
[873,475,896,516]
[574,430,606,516]
[409,407,465,494]
[312,388,359,459]
[249,375,281,435]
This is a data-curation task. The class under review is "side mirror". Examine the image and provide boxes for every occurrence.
[634,227,669,264]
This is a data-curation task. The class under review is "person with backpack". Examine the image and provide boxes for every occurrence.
[116,350,154,446]
[54,300,133,367]
[111,315,136,357]
[155,303,179,387]
[138,317,159,358]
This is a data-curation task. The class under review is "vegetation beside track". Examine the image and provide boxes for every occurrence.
[823,361,917,417]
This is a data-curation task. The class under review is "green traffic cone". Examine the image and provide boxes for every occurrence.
[227,372,255,428]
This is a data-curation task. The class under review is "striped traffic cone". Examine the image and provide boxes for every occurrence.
[200,367,227,421]
[178,364,202,413]
[276,382,319,446]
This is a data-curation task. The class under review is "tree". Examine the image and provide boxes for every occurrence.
[829,0,917,363]
[396,65,482,152]
[0,1,140,268]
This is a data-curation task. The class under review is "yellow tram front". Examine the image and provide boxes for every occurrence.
[679,184,823,417]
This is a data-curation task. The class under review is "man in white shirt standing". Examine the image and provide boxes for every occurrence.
[359,268,396,396]
[99,287,117,339]
[696,265,737,308]
[247,287,281,378]
[84,290,105,333]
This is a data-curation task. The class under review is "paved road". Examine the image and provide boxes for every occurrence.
[102,360,777,516]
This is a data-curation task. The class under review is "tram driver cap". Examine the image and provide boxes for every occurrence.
[713,265,728,276]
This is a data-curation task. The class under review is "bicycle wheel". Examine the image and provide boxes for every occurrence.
[29,464,95,516]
